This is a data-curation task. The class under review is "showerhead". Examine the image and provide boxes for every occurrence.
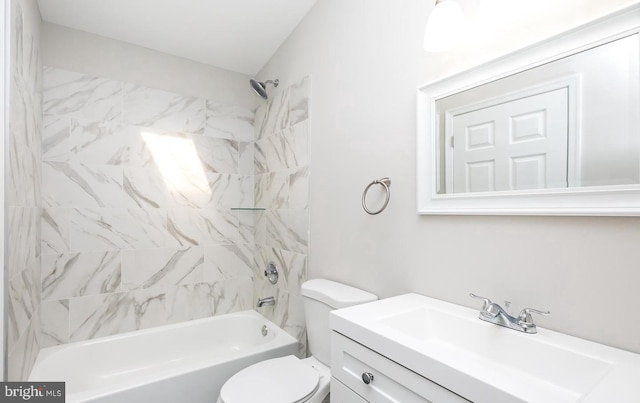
[250,78,279,100]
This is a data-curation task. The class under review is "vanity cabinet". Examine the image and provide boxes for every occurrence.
[330,331,469,402]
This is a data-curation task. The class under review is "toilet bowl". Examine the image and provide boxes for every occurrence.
[217,279,377,403]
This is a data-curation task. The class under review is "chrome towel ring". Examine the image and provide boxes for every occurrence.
[362,177,391,215]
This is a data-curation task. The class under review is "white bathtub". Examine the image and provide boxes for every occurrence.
[29,310,299,403]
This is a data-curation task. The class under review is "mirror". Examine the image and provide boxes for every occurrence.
[417,4,640,215]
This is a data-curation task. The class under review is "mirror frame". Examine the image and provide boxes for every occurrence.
[417,3,640,216]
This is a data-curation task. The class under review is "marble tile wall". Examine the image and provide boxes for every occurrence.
[40,66,257,347]
[252,77,310,357]
[7,0,44,381]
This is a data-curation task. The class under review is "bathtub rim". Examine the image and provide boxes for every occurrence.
[30,310,299,402]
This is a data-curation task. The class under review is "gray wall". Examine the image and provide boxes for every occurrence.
[41,23,256,108]
[258,0,640,353]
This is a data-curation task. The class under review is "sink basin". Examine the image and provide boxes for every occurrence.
[330,294,640,403]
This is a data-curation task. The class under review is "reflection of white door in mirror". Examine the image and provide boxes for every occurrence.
[417,3,640,215]
[448,88,569,193]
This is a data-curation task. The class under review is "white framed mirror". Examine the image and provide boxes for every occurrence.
[417,3,640,215]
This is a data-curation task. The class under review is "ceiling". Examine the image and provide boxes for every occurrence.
[37,0,318,76]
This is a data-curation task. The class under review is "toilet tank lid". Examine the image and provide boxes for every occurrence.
[301,279,378,309]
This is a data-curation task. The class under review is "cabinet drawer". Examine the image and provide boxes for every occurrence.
[331,332,469,403]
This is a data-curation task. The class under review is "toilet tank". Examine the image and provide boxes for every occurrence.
[301,279,377,366]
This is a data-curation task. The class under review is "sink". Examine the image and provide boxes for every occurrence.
[330,294,640,403]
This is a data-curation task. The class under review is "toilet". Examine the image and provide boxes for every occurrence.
[217,279,378,403]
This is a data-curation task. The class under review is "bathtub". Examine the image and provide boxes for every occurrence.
[29,310,299,403]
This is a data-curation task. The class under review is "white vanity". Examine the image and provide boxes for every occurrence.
[329,294,640,402]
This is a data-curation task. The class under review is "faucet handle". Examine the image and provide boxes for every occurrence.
[469,293,493,311]
[518,308,550,324]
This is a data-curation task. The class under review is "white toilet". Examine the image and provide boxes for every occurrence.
[217,279,378,403]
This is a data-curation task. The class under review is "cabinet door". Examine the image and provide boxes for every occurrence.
[331,378,369,403]
[331,332,470,403]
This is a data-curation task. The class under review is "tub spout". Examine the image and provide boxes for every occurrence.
[257,296,275,308]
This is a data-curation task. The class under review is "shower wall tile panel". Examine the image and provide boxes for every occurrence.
[43,67,122,123]
[8,0,43,380]
[40,67,257,346]
[123,84,205,135]
[205,101,254,141]
[252,77,310,356]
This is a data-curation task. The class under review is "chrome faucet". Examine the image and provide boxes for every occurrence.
[256,296,275,308]
[470,293,550,334]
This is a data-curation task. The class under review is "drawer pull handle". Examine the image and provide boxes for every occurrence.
[361,372,374,384]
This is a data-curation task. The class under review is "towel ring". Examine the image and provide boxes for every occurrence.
[362,177,391,215]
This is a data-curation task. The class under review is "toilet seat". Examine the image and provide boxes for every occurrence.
[219,356,320,403]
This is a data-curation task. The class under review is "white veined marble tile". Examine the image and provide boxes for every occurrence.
[158,171,243,210]
[253,102,268,140]
[123,165,170,209]
[197,173,244,209]
[205,101,254,141]
[70,208,168,251]
[203,244,255,282]
[68,292,136,342]
[41,250,122,301]
[123,83,205,134]
[256,121,309,173]
[288,165,310,210]
[40,299,70,347]
[43,114,70,162]
[10,70,30,154]
[7,311,40,381]
[255,172,289,209]
[165,283,215,323]
[253,210,267,247]
[238,141,255,176]
[42,162,124,208]
[43,67,123,123]
[257,88,290,140]
[10,0,24,83]
[237,210,260,244]
[70,121,153,167]
[166,208,239,247]
[42,208,70,255]
[238,175,255,209]
[259,247,307,295]
[283,292,307,358]
[131,288,167,330]
[254,139,267,175]
[17,8,40,95]
[190,135,238,174]
[288,76,310,127]
[121,246,204,291]
[212,276,254,315]
[9,146,40,207]
[265,210,309,255]
[7,268,36,352]
[8,207,39,279]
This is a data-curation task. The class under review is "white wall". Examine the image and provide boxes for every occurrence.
[41,22,256,108]
[258,0,640,353]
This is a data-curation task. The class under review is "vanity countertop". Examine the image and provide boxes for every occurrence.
[330,293,640,403]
